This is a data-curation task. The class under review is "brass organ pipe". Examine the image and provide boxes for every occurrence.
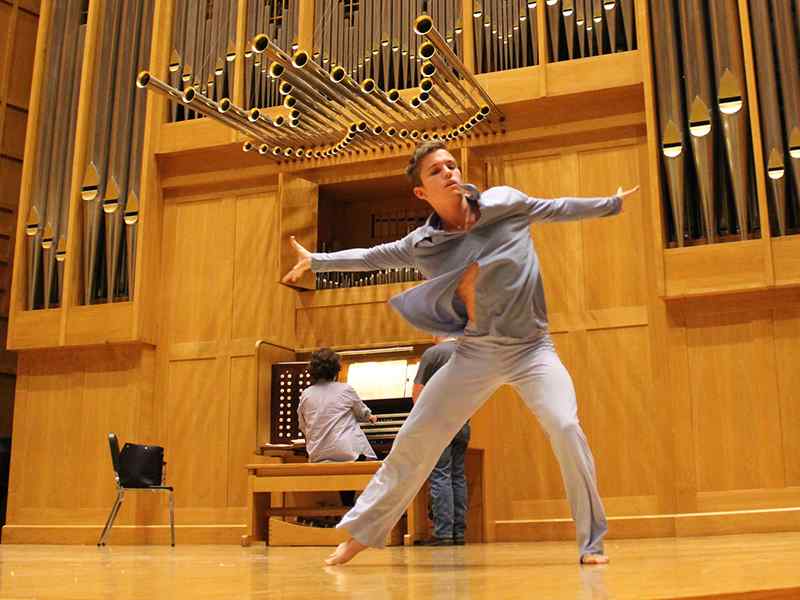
[42,0,82,308]
[413,14,502,116]
[771,0,800,219]
[420,76,467,123]
[651,0,687,244]
[255,36,364,122]
[592,0,604,56]
[420,59,473,115]
[708,0,752,239]
[678,0,717,242]
[328,66,387,123]
[283,89,343,127]
[415,92,444,121]
[546,0,561,61]
[283,94,342,130]
[750,0,788,234]
[104,0,145,302]
[169,0,186,120]
[268,61,344,118]
[357,77,413,123]
[609,0,621,53]
[620,0,634,51]
[246,109,286,144]
[576,0,586,57]
[290,50,381,124]
[56,8,86,306]
[218,97,286,142]
[180,85,274,143]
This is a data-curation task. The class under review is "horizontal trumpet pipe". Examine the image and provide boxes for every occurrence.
[414,14,503,118]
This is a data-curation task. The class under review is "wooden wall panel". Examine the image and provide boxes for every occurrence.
[475,138,665,535]
[165,357,229,509]
[296,300,430,351]
[7,9,36,109]
[583,326,657,499]
[279,174,317,291]
[0,4,10,73]
[1,106,26,160]
[579,145,647,310]
[7,346,154,527]
[686,311,785,493]
[164,198,234,346]
[148,188,296,539]
[228,355,255,507]
[502,154,582,317]
[233,191,294,348]
[774,311,800,487]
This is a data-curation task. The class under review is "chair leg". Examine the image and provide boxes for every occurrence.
[168,490,175,547]
[98,490,125,546]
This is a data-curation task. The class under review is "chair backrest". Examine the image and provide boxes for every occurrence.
[107,433,122,487]
[108,433,165,488]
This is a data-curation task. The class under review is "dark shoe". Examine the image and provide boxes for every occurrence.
[416,537,454,546]
[453,536,466,545]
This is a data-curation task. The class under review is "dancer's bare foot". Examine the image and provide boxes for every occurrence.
[325,538,368,566]
[580,553,610,565]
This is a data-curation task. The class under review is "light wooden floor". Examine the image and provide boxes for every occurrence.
[1,533,800,599]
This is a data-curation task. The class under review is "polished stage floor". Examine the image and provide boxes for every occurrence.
[1,533,799,599]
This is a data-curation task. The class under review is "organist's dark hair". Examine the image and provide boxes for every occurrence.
[309,347,342,384]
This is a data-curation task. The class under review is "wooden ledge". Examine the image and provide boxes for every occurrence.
[245,461,382,477]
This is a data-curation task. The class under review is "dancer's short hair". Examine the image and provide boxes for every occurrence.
[309,347,341,384]
[405,140,448,187]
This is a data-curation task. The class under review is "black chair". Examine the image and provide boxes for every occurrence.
[97,433,175,546]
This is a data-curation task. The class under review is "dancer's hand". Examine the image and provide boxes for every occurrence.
[615,185,640,199]
[282,236,312,284]
[368,414,378,424]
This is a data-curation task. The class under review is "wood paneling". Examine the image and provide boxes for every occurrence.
[166,357,229,508]
[579,145,647,310]
[279,174,317,291]
[165,198,235,345]
[1,105,26,159]
[774,310,800,487]
[7,9,36,109]
[686,310,784,493]
[7,0,800,547]
[233,191,294,348]
[8,345,155,524]
[772,236,800,287]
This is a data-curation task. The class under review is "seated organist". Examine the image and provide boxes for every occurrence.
[297,348,379,506]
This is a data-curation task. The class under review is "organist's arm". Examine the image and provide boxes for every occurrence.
[345,385,378,424]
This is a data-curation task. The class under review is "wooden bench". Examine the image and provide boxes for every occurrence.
[243,449,487,547]
[242,460,405,547]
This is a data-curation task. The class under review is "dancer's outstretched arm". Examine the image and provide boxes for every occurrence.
[525,185,640,223]
[282,234,416,284]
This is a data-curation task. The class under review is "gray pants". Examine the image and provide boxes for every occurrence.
[337,334,607,558]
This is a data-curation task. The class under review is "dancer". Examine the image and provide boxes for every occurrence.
[283,141,639,565]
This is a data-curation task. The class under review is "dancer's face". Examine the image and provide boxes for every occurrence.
[412,149,463,210]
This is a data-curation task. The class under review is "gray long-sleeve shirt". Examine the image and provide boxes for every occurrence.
[297,381,377,462]
[310,186,622,338]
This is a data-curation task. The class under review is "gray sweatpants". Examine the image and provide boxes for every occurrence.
[337,333,607,558]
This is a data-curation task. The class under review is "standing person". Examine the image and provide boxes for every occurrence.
[298,348,378,506]
[283,141,639,565]
[412,337,470,546]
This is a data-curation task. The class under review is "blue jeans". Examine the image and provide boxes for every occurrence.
[429,422,470,540]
